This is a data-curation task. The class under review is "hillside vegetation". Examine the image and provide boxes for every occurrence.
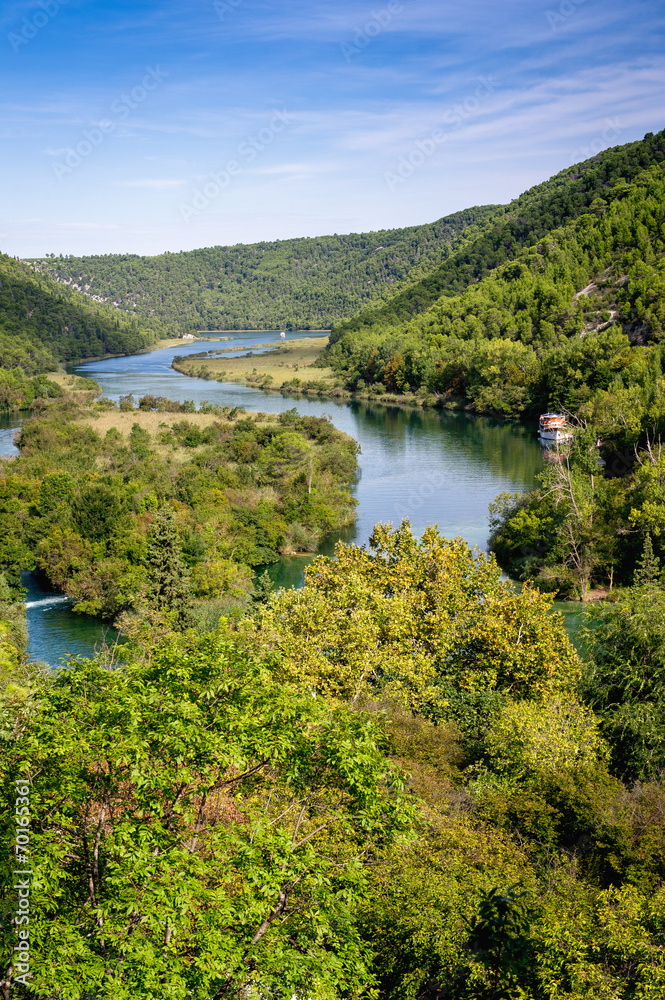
[325,163,664,415]
[5,523,665,996]
[310,128,665,601]
[0,254,157,410]
[0,398,357,613]
[329,129,665,346]
[5,130,665,995]
[29,207,498,332]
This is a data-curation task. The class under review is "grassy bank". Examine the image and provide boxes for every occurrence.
[141,335,202,351]
[172,336,337,391]
[171,335,476,412]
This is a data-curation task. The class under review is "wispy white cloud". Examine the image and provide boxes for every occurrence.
[114,178,186,189]
[1,0,663,256]
[249,162,330,176]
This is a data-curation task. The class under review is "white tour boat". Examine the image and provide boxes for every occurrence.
[539,413,573,443]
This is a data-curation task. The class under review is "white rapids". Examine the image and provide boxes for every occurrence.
[25,595,72,609]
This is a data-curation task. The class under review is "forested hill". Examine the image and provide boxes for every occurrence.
[29,206,499,333]
[0,254,157,410]
[321,129,665,417]
[0,254,157,372]
[329,129,665,344]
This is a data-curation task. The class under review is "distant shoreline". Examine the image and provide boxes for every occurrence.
[196,329,332,334]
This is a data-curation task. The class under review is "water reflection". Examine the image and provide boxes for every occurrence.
[72,335,543,554]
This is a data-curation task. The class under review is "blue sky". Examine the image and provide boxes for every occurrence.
[2,0,664,256]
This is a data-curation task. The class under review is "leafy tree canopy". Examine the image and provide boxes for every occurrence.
[243,520,580,715]
[0,629,414,998]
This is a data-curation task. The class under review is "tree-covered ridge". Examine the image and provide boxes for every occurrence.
[29,206,498,333]
[0,254,157,365]
[323,157,665,418]
[0,398,358,618]
[0,253,158,410]
[329,128,665,344]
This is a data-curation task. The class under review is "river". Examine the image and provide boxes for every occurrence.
[15,332,581,664]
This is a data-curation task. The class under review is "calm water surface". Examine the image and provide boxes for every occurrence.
[23,331,551,662]
[0,413,21,456]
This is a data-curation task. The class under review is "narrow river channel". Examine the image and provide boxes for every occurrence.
[14,332,582,664]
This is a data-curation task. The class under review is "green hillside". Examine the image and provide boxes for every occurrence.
[329,129,665,346]
[0,254,158,410]
[29,207,499,333]
[322,129,665,417]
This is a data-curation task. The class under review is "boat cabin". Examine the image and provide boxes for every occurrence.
[539,413,573,442]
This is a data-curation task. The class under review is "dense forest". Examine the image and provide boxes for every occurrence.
[300,130,665,596]
[322,130,665,415]
[3,522,665,997]
[321,162,665,413]
[28,207,498,333]
[0,254,157,411]
[328,130,665,343]
[0,398,358,615]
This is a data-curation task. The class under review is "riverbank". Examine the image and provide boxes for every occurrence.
[47,371,101,393]
[140,335,202,351]
[169,335,510,416]
[196,328,330,340]
[171,336,338,391]
[0,371,102,420]
[62,335,201,369]
[6,398,359,628]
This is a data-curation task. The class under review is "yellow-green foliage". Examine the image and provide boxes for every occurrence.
[486,695,609,783]
[0,573,43,739]
[0,622,21,686]
[244,520,580,712]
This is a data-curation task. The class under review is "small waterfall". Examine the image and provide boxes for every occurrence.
[25,595,72,610]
